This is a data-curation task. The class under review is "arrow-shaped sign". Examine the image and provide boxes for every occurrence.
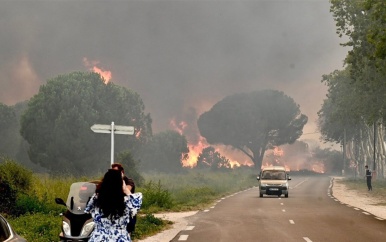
[91,122,135,166]
[91,124,134,135]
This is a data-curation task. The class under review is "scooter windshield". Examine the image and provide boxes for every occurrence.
[66,182,96,214]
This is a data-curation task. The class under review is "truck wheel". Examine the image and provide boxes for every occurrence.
[260,193,263,197]
[285,193,289,198]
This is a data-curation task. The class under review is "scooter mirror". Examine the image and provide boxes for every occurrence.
[55,198,66,206]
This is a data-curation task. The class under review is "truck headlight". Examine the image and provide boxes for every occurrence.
[80,221,95,236]
[63,221,71,236]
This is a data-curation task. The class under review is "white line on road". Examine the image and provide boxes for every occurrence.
[282,209,286,212]
[292,179,308,189]
[178,235,189,241]
[280,203,284,205]
[375,217,384,220]
[204,209,210,212]
[354,208,360,210]
[289,220,295,224]
[362,212,370,215]
[185,226,195,230]
[303,237,313,242]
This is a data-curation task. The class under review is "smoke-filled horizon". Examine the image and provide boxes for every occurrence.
[0,0,347,148]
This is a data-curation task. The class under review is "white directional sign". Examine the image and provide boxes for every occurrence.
[91,124,134,135]
[91,122,134,166]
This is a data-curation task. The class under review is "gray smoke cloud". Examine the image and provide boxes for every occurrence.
[0,0,347,146]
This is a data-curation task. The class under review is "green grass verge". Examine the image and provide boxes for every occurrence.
[6,168,258,242]
[336,177,386,206]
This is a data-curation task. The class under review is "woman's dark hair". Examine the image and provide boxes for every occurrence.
[112,163,124,173]
[96,169,125,219]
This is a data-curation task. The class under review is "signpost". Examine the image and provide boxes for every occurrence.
[91,122,134,166]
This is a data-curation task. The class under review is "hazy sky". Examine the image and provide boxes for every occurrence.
[0,0,348,148]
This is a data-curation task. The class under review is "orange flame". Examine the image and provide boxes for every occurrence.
[169,117,246,168]
[83,57,112,84]
[92,66,112,84]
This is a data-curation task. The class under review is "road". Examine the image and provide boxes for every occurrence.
[170,175,386,242]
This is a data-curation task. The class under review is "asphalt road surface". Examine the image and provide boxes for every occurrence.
[170,175,386,242]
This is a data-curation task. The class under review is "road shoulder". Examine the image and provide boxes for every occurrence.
[332,176,386,220]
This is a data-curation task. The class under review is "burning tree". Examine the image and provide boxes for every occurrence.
[196,146,232,170]
[20,71,152,175]
[197,89,308,171]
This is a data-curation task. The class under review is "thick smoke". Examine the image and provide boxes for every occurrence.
[0,0,347,145]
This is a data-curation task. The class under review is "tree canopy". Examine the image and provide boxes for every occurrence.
[197,89,307,170]
[196,146,231,171]
[139,130,189,173]
[0,103,19,157]
[20,72,152,175]
[330,0,386,125]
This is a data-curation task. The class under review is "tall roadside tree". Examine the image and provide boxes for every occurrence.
[323,1,386,176]
[20,72,152,175]
[317,68,363,144]
[330,0,386,124]
[197,89,308,170]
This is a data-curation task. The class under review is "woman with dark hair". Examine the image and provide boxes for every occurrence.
[85,169,142,242]
[111,162,137,235]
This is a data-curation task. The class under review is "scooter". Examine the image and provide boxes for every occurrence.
[55,181,98,242]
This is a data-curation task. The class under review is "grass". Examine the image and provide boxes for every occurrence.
[6,168,258,242]
[4,164,386,242]
[335,177,386,206]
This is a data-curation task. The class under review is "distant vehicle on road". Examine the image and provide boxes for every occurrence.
[257,166,291,198]
[0,214,27,242]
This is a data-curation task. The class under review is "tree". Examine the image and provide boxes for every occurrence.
[196,146,231,171]
[20,72,152,175]
[330,0,386,125]
[139,130,189,173]
[317,68,364,144]
[116,151,144,186]
[363,0,386,60]
[197,89,307,170]
[0,103,19,157]
[311,147,343,175]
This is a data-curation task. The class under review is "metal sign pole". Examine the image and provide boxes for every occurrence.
[90,122,134,168]
[111,122,115,166]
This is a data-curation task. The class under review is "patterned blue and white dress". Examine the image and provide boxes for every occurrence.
[85,192,142,242]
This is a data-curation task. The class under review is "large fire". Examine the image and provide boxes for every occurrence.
[169,117,245,168]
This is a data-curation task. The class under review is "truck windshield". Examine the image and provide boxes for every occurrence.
[262,171,286,180]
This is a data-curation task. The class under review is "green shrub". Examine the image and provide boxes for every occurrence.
[0,158,33,191]
[140,180,174,212]
[0,159,33,214]
[14,194,50,215]
[0,180,17,214]
[7,213,62,242]
[131,213,170,240]
[174,186,216,206]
